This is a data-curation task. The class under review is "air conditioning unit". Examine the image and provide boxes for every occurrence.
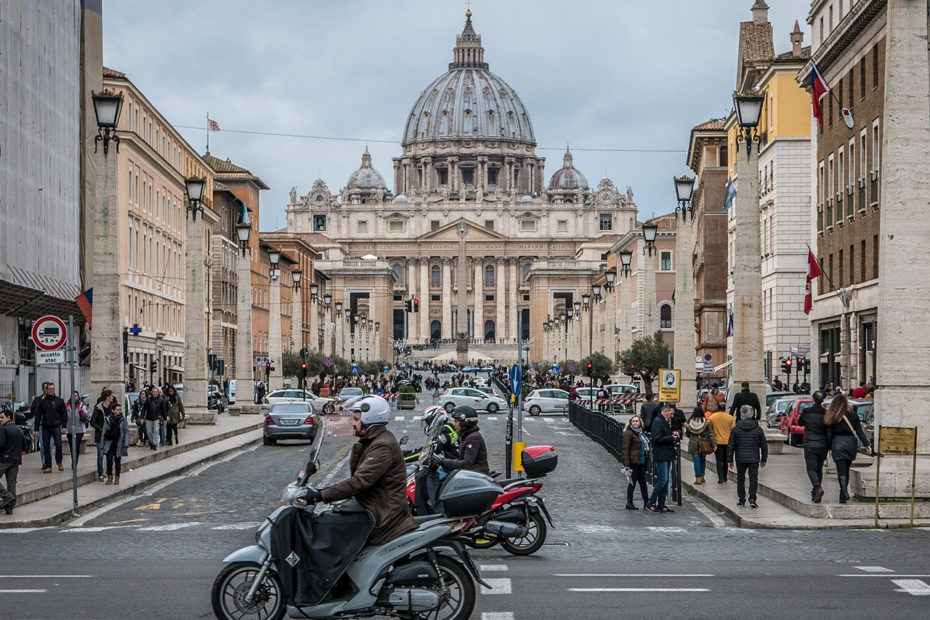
[858,178,865,188]
[870,170,878,180]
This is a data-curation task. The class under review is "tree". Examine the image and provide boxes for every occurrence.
[333,356,350,377]
[580,351,614,386]
[281,350,302,379]
[535,360,552,376]
[617,331,672,397]
[360,359,389,376]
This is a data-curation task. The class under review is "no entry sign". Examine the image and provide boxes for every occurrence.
[32,315,67,351]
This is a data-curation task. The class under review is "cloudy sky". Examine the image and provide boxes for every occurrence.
[103,0,812,231]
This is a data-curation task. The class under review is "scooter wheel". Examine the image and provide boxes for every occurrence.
[211,561,285,620]
[499,509,547,556]
[427,555,476,620]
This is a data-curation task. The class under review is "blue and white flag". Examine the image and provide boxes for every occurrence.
[726,308,734,338]
[723,177,737,212]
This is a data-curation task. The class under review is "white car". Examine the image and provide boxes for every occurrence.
[336,387,366,410]
[262,389,336,415]
[439,387,507,414]
[523,389,570,416]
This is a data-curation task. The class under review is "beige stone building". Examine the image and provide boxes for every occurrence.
[281,12,639,365]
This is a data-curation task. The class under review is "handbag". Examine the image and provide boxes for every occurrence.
[699,435,714,455]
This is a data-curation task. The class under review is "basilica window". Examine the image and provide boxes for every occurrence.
[484,220,494,230]
[357,220,368,233]
[522,263,531,282]
[557,220,568,233]
[431,265,441,286]
[438,168,449,186]
[599,214,613,231]
[484,320,496,340]
[313,215,326,231]
[520,220,536,233]
[485,265,495,287]
[660,251,673,271]
[487,168,498,185]
[431,220,440,231]
[392,264,403,285]
[389,220,405,232]
[462,168,474,186]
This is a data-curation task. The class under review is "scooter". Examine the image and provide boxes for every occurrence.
[212,423,496,620]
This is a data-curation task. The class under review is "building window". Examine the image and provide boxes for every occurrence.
[719,145,728,167]
[484,220,494,230]
[860,56,866,99]
[487,168,498,185]
[484,320,495,340]
[557,220,568,233]
[660,251,672,271]
[599,214,612,231]
[462,168,474,185]
[313,214,326,231]
[660,304,672,329]
[357,220,368,233]
[438,168,448,185]
[871,120,880,174]
[431,265,440,286]
[818,161,825,205]
[849,139,856,194]
[769,94,774,129]
[839,249,844,287]
[431,294,440,301]
[520,219,536,232]
[485,265,494,287]
[523,294,530,301]
[485,294,494,301]
[430,220,440,231]
[860,240,866,283]
[430,320,441,340]
[873,235,879,278]
[872,44,879,89]
[849,244,855,285]
[392,264,403,285]
[523,263,531,282]
[389,219,404,232]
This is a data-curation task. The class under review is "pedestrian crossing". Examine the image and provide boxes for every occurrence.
[387,413,571,424]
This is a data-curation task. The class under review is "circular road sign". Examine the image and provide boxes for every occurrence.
[323,356,334,367]
[566,361,577,373]
[32,315,67,351]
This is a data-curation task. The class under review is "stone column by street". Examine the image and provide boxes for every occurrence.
[496,258,506,342]
[184,208,215,423]
[441,258,452,339]
[419,258,430,343]
[90,139,125,407]
[268,276,283,390]
[641,244,658,338]
[293,284,305,352]
[508,259,519,344]
[334,307,344,358]
[407,260,418,342]
[232,248,257,413]
[731,141,765,398]
[473,261,484,341]
[674,218,697,407]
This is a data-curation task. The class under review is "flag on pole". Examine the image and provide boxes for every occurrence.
[804,249,823,314]
[208,118,220,131]
[726,308,733,338]
[671,289,676,305]
[75,288,93,329]
[723,177,737,212]
[811,63,830,127]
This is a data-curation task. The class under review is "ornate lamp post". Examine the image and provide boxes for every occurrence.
[267,249,283,391]
[233,203,256,411]
[641,223,659,339]
[182,173,213,421]
[672,174,697,406]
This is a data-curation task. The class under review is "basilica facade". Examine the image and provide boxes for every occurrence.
[283,12,639,364]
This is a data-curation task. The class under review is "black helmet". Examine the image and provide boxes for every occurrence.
[451,405,478,429]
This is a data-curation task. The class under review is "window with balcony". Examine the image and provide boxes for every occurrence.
[660,304,672,329]
[461,168,474,186]
[438,168,448,186]
[660,251,672,271]
[313,214,326,231]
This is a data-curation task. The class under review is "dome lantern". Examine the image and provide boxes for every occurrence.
[548,147,589,190]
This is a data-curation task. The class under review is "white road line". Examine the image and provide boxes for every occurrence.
[569,588,710,592]
[480,564,509,572]
[0,527,55,535]
[321,452,352,487]
[892,579,930,595]
[412,416,421,421]
[481,613,514,620]
[0,575,93,578]
[856,566,893,573]
[59,526,132,533]
[646,526,686,533]
[839,574,930,578]
[486,416,499,421]
[212,522,263,530]
[555,574,715,578]
[543,417,554,424]
[0,589,47,594]
[480,578,512,595]
[687,497,726,528]
[137,521,201,532]
[395,416,405,421]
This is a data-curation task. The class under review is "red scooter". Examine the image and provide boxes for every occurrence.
[407,445,557,556]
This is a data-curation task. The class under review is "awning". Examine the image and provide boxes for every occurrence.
[0,265,84,323]
[168,365,184,373]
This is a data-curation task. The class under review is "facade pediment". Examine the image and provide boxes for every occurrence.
[418,219,507,241]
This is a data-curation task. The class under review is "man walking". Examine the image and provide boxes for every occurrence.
[729,381,762,421]
[646,404,679,513]
[728,405,768,508]
[0,409,25,514]
[30,382,49,468]
[143,387,164,450]
[707,404,735,484]
[639,394,659,435]
[35,382,67,473]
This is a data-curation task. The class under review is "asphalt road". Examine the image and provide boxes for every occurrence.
[2,381,929,619]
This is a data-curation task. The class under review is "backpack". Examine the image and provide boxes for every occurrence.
[705,392,720,412]
[105,416,121,441]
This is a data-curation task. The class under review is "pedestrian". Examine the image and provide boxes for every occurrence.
[620,414,649,509]
[728,381,762,420]
[0,408,26,515]
[707,404,735,484]
[727,405,768,508]
[143,387,163,450]
[101,404,130,485]
[646,404,679,513]
[65,391,90,468]
[35,382,67,473]
[702,383,724,415]
[90,388,113,481]
[685,408,716,485]
[798,390,829,503]
[851,381,868,399]
[30,382,49,468]
[639,394,659,434]
[825,394,872,503]
[132,389,149,447]
[164,385,184,445]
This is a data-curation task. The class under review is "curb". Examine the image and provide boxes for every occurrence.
[1,433,261,529]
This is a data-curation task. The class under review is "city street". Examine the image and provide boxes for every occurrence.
[2,389,929,619]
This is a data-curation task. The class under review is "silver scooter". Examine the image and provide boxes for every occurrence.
[211,424,495,620]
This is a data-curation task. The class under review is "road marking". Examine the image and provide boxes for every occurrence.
[892,579,930,595]
[486,416,499,421]
[395,416,405,421]
[0,528,55,534]
[555,574,715,578]
[137,521,201,532]
[687,497,726,528]
[481,614,514,620]
[480,564,509,572]
[839,574,930,578]
[321,452,352,487]
[480,578,512,595]
[556,431,583,436]
[412,416,421,421]
[543,417,554,424]
[646,526,685,533]
[212,522,263,530]
[569,588,710,592]
[0,575,92,578]
[59,526,131,533]
[0,589,47,594]
[856,566,893,573]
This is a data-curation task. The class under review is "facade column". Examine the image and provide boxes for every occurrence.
[674,218,697,407]
[268,276,283,391]
[334,306,344,358]
[441,258,452,339]
[419,258,430,342]
[473,260,484,341]
[184,211,213,422]
[407,260,418,342]
[508,259,519,344]
[294,285,305,352]
[641,243,657,339]
[90,134,124,407]
[496,258,506,342]
[233,248,255,411]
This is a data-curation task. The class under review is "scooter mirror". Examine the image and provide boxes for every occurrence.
[399,434,409,445]
[297,421,325,486]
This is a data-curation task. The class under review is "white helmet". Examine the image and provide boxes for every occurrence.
[349,395,392,429]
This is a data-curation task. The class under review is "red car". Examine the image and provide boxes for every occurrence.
[779,397,813,447]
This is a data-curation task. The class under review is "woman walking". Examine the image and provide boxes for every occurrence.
[101,404,130,485]
[165,386,184,446]
[685,408,716,485]
[799,390,829,502]
[65,392,90,468]
[620,415,650,510]
[825,394,872,503]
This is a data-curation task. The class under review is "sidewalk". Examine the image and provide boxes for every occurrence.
[1,415,263,528]
[681,445,930,529]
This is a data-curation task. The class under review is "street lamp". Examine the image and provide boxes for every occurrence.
[335,301,343,316]
[324,294,331,307]
[619,250,633,278]
[573,301,581,315]
[291,269,302,289]
[268,249,281,280]
[733,92,764,154]
[91,90,123,154]
[309,282,318,299]
[184,177,206,220]
[235,217,251,256]
[641,223,658,256]
[674,175,696,221]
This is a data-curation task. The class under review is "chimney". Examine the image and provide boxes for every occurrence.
[790,20,804,57]
[751,0,769,25]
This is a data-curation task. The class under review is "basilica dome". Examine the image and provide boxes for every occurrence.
[346,148,387,190]
[548,148,588,190]
[402,12,535,145]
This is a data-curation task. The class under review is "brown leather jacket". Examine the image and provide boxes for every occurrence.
[320,424,417,546]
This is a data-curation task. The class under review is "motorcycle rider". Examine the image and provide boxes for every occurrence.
[413,406,459,515]
[309,396,417,546]
[434,405,490,475]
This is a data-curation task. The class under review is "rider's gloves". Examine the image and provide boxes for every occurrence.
[306,487,323,503]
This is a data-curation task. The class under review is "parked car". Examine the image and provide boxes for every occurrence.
[439,387,507,414]
[263,401,318,445]
[336,387,366,409]
[765,394,808,428]
[779,397,814,446]
[262,389,336,414]
[523,389,570,416]
[207,384,226,412]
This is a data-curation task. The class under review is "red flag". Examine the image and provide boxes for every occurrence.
[75,288,93,329]
[208,119,220,131]
[811,63,830,128]
[804,250,822,315]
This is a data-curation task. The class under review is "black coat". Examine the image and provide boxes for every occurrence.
[728,419,768,464]
[640,401,659,433]
[650,415,676,462]
[798,403,829,448]
[443,426,490,475]
[34,394,67,428]
[729,389,762,420]
[0,421,25,465]
[827,411,870,462]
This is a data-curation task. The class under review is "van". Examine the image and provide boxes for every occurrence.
[227,379,236,404]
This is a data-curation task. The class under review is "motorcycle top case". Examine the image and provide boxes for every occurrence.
[521,445,558,477]
[437,470,501,517]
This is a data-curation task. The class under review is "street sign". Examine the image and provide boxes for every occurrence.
[383,366,389,373]
[37,349,66,365]
[32,315,67,351]
[566,361,577,373]
[508,364,522,396]
[552,364,561,374]
[351,364,360,375]
[657,368,681,403]
[255,356,269,366]
[879,426,917,455]
[323,356,334,368]
[694,355,703,373]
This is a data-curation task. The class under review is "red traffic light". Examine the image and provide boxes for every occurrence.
[413,298,419,312]
[301,362,307,370]
[785,359,792,367]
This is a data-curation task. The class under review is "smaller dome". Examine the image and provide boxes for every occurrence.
[347,148,387,190]
[548,148,588,190]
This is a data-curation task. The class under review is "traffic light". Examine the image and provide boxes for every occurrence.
[782,358,792,374]
[413,298,419,313]
[586,362,593,376]
[122,329,129,364]
[796,356,804,369]
[405,299,412,313]
[803,358,810,373]
[150,359,158,373]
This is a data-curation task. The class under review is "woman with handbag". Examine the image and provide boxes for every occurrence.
[685,408,716,485]
[825,394,872,503]
[620,415,650,510]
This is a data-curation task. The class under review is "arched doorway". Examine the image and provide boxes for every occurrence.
[430,320,441,341]
[484,320,495,341]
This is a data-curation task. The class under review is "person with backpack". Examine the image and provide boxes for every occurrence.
[703,384,724,415]
[90,389,114,482]
[0,408,26,514]
[101,404,130,486]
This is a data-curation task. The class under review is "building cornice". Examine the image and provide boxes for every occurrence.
[798,0,886,86]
